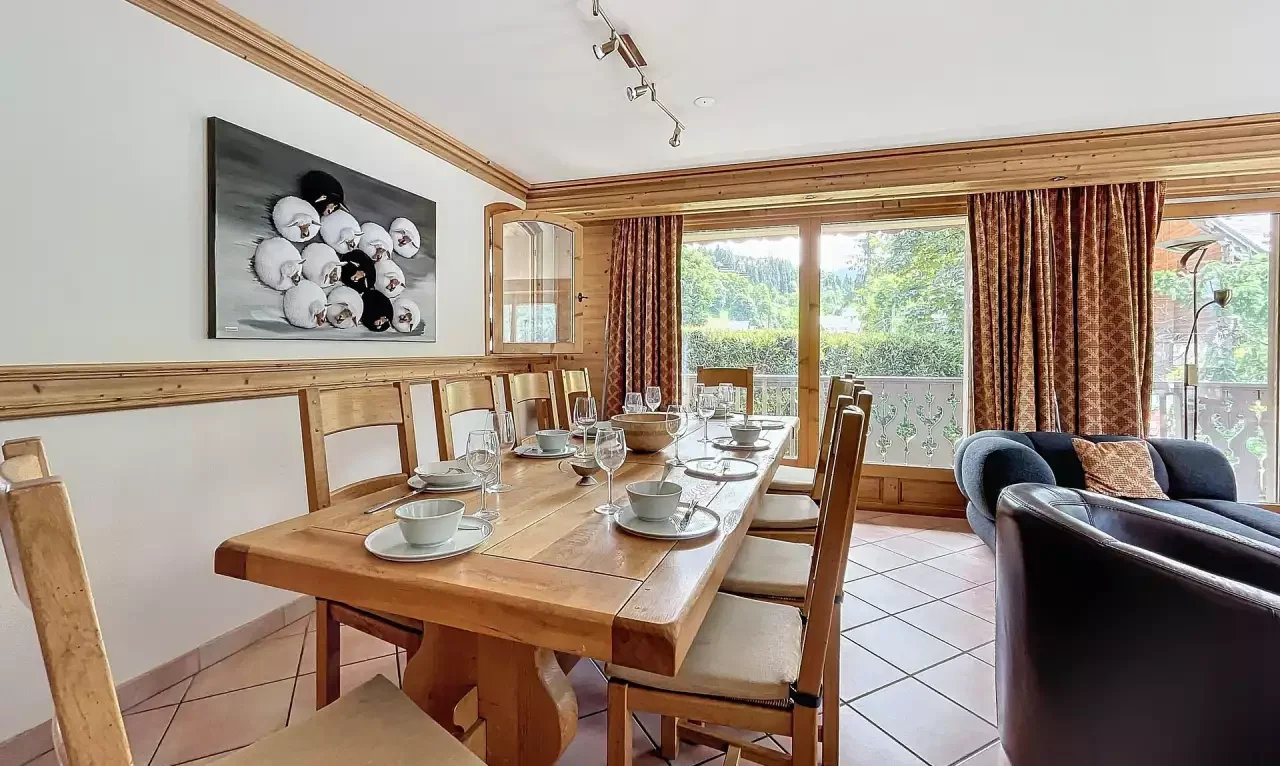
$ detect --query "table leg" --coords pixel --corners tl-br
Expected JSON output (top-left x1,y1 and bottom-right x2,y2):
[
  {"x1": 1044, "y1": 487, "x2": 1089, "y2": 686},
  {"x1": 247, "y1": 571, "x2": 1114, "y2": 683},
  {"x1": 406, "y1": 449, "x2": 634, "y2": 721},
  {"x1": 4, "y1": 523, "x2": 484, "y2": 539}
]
[
  {"x1": 478, "y1": 635, "x2": 578, "y2": 765},
  {"x1": 401, "y1": 627, "x2": 578, "y2": 765}
]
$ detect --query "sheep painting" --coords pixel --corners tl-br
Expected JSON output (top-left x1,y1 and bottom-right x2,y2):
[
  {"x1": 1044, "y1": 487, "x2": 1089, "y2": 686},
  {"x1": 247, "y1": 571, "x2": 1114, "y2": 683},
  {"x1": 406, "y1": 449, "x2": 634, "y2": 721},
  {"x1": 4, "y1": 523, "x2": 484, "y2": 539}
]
[{"x1": 208, "y1": 118, "x2": 436, "y2": 340}]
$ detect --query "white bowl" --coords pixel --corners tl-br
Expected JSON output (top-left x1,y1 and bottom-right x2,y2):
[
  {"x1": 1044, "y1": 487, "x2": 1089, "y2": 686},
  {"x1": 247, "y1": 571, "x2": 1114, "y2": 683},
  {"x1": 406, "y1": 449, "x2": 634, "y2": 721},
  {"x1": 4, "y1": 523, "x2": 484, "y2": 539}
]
[
  {"x1": 395, "y1": 498, "x2": 465, "y2": 547},
  {"x1": 729, "y1": 424, "x2": 762, "y2": 445},
  {"x1": 626, "y1": 480, "x2": 683, "y2": 521},
  {"x1": 414, "y1": 460, "x2": 475, "y2": 488},
  {"x1": 535, "y1": 429, "x2": 571, "y2": 452}
]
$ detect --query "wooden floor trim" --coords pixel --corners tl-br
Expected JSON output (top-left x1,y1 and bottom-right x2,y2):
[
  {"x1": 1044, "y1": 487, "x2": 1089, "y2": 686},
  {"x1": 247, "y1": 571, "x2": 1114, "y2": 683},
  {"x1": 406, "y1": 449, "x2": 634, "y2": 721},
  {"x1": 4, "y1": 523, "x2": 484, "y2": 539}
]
[
  {"x1": 125, "y1": 0, "x2": 528, "y2": 199},
  {"x1": 0, "y1": 355, "x2": 553, "y2": 422}
]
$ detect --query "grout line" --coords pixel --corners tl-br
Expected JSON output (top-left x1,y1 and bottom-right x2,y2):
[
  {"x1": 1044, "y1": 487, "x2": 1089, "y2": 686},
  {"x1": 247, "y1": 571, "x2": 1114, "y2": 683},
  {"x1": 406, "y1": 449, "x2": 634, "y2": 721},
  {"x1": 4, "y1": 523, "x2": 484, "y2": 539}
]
[
  {"x1": 167, "y1": 745, "x2": 245, "y2": 766},
  {"x1": 147, "y1": 657, "x2": 200, "y2": 766},
  {"x1": 945, "y1": 737, "x2": 1001, "y2": 766},
  {"x1": 842, "y1": 702, "x2": 936, "y2": 766}
]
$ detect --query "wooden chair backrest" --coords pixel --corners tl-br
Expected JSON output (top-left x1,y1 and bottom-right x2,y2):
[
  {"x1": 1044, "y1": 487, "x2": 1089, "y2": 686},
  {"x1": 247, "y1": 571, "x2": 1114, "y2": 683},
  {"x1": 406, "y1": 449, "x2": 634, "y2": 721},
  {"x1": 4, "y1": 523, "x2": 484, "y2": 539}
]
[
  {"x1": 811, "y1": 377, "x2": 858, "y2": 501},
  {"x1": 501, "y1": 372, "x2": 560, "y2": 441},
  {"x1": 431, "y1": 377, "x2": 497, "y2": 460},
  {"x1": 696, "y1": 366, "x2": 755, "y2": 415},
  {"x1": 0, "y1": 438, "x2": 133, "y2": 766},
  {"x1": 794, "y1": 397, "x2": 870, "y2": 701},
  {"x1": 299, "y1": 382, "x2": 418, "y2": 513},
  {"x1": 555, "y1": 369, "x2": 592, "y2": 430}
]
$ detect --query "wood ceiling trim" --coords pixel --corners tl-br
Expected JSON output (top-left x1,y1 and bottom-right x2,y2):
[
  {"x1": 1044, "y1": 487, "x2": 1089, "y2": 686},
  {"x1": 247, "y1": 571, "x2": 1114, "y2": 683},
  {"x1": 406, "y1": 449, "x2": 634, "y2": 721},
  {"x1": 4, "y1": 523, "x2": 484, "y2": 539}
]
[
  {"x1": 525, "y1": 113, "x2": 1280, "y2": 219},
  {"x1": 0, "y1": 355, "x2": 553, "y2": 422},
  {"x1": 127, "y1": 0, "x2": 530, "y2": 199}
]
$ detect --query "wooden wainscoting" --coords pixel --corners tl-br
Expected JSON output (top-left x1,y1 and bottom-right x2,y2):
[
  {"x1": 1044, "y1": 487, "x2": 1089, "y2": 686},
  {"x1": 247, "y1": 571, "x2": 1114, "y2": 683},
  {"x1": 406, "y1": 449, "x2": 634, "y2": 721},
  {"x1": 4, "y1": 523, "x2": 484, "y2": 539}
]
[
  {"x1": 0, "y1": 355, "x2": 554, "y2": 422},
  {"x1": 858, "y1": 464, "x2": 966, "y2": 518}
]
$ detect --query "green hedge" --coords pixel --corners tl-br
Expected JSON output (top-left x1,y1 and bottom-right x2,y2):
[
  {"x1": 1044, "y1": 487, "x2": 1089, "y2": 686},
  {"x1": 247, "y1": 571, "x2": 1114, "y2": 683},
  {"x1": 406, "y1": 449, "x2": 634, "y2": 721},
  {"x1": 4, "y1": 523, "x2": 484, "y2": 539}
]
[{"x1": 683, "y1": 328, "x2": 962, "y2": 378}]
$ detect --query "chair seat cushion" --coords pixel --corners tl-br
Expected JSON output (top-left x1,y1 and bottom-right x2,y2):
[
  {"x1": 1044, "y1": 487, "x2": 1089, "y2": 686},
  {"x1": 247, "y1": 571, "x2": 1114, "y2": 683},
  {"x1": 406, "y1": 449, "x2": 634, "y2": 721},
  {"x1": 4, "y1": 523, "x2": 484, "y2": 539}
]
[
  {"x1": 607, "y1": 593, "x2": 803, "y2": 703},
  {"x1": 216, "y1": 675, "x2": 482, "y2": 765},
  {"x1": 750, "y1": 493, "x2": 819, "y2": 530},
  {"x1": 768, "y1": 465, "x2": 815, "y2": 493},
  {"x1": 721, "y1": 536, "x2": 813, "y2": 599}
]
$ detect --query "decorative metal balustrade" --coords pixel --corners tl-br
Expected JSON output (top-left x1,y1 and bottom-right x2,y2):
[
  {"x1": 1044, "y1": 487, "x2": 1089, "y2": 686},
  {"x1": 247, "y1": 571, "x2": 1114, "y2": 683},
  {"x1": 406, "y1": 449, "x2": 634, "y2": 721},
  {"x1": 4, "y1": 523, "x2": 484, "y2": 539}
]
[
  {"x1": 1149, "y1": 381, "x2": 1277, "y2": 503},
  {"x1": 680, "y1": 374, "x2": 966, "y2": 466}
]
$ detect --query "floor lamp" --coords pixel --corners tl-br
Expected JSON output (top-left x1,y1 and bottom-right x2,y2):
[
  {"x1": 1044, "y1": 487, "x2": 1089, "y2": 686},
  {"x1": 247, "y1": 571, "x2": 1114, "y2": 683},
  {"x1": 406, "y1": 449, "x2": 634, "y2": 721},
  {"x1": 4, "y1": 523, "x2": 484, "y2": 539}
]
[{"x1": 1182, "y1": 288, "x2": 1233, "y2": 438}]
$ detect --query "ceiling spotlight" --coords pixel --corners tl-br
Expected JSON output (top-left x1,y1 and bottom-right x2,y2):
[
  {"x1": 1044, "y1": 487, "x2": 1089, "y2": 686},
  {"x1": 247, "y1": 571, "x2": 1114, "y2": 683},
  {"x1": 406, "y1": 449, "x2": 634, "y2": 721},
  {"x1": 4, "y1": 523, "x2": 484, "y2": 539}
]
[
  {"x1": 669, "y1": 124, "x2": 683, "y2": 148},
  {"x1": 693, "y1": 96, "x2": 716, "y2": 108},
  {"x1": 593, "y1": 31, "x2": 619, "y2": 60},
  {"x1": 627, "y1": 82, "x2": 652, "y2": 101}
]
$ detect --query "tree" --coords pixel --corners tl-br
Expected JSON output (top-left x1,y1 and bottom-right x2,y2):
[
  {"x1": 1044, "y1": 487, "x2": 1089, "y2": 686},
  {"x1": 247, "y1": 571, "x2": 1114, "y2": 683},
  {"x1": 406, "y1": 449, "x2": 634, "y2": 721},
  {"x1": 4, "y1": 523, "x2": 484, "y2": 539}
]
[{"x1": 852, "y1": 227, "x2": 967, "y2": 338}]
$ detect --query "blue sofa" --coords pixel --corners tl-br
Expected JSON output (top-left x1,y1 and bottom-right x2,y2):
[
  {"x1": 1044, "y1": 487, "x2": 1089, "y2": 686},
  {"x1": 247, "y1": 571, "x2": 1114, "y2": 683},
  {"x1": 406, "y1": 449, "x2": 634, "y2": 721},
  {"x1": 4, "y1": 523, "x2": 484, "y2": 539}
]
[{"x1": 954, "y1": 430, "x2": 1280, "y2": 550}]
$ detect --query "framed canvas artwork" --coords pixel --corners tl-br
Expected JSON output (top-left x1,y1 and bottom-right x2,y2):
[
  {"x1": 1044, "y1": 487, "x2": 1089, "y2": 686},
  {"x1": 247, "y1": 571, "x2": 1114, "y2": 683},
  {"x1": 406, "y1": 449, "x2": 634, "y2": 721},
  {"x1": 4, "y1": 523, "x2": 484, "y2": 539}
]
[{"x1": 207, "y1": 117, "x2": 437, "y2": 341}]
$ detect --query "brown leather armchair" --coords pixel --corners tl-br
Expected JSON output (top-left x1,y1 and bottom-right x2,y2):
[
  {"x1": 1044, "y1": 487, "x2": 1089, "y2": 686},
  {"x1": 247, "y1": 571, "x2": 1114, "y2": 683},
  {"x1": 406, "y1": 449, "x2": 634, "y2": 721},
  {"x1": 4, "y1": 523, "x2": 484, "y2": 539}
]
[{"x1": 995, "y1": 483, "x2": 1280, "y2": 766}]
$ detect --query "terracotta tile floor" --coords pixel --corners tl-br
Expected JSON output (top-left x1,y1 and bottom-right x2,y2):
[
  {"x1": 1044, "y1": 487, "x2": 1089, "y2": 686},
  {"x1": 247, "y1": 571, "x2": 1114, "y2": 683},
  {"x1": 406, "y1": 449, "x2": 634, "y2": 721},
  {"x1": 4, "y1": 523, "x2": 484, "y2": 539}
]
[{"x1": 21, "y1": 512, "x2": 1008, "y2": 766}]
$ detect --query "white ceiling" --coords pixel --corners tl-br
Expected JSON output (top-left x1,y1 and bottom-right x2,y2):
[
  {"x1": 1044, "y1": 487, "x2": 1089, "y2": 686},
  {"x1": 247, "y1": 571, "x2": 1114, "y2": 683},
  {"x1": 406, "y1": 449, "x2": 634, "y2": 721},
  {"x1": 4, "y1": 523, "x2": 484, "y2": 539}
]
[{"x1": 220, "y1": 0, "x2": 1280, "y2": 185}]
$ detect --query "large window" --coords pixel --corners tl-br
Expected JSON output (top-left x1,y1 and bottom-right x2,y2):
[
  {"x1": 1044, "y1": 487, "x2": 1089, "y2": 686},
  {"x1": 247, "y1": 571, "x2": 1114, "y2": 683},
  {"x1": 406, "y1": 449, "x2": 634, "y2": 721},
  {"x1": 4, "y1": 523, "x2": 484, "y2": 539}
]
[
  {"x1": 820, "y1": 219, "x2": 968, "y2": 467},
  {"x1": 679, "y1": 217, "x2": 969, "y2": 467},
  {"x1": 1149, "y1": 213, "x2": 1277, "y2": 502},
  {"x1": 680, "y1": 226, "x2": 801, "y2": 456}
]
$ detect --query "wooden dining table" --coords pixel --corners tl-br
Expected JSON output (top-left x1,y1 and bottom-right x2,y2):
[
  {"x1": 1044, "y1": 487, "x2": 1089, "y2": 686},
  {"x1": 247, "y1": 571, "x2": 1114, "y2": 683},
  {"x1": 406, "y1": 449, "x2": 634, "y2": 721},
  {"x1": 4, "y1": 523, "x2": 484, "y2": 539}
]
[{"x1": 215, "y1": 415, "x2": 796, "y2": 765}]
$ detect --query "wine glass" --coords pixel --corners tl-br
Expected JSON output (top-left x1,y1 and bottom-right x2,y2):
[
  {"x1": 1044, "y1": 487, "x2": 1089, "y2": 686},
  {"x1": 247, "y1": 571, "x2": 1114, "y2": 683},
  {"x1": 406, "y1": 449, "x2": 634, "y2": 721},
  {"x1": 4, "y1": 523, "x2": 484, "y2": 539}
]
[
  {"x1": 665, "y1": 403, "x2": 689, "y2": 466},
  {"x1": 645, "y1": 385, "x2": 662, "y2": 413},
  {"x1": 573, "y1": 396, "x2": 597, "y2": 456},
  {"x1": 488, "y1": 411, "x2": 516, "y2": 493},
  {"x1": 594, "y1": 426, "x2": 627, "y2": 515},
  {"x1": 693, "y1": 382, "x2": 705, "y2": 409},
  {"x1": 465, "y1": 430, "x2": 500, "y2": 521},
  {"x1": 718, "y1": 383, "x2": 735, "y2": 416},
  {"x1": 697, "y1": 393, "x2": 717, "y2": 443},
  {"x1": 623, "y1": 392, "x2": 644, "y2": 414}
]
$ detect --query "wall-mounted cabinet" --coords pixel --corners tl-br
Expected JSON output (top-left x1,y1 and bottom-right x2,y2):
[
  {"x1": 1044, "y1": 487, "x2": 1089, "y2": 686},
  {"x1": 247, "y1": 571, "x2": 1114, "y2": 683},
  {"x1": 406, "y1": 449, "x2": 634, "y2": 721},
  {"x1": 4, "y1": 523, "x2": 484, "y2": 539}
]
[{"x1": 487, "y1": 207, "x2": 585, "y2": 354}]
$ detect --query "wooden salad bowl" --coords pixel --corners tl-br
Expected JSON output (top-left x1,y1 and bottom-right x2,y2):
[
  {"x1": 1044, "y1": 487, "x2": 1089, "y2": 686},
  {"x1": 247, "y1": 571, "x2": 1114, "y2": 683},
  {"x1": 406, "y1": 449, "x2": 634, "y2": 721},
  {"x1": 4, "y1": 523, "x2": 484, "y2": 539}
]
[{"x1": 609, "y1": 412, "x2": 679, "y2": 453}]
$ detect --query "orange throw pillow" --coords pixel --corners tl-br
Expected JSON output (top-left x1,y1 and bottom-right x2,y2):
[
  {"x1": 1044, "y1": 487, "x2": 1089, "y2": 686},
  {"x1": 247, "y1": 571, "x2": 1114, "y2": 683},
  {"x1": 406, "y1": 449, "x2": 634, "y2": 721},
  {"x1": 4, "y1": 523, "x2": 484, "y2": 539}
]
[{"x1": 1071, "y1": 439, "x2": 1169, "y2": 500}]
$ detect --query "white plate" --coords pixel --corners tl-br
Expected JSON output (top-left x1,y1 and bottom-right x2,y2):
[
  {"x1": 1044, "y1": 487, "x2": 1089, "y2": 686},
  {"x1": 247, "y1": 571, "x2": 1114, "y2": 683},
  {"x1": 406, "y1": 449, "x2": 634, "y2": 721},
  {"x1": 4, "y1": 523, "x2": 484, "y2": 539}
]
[
  {"x1": 683, "y1": 457, "x2": 760, "y2": 481},
  {"x1": 514, "y1": 445, "x2": 576, "y2": 459},
  {"x1": 710, "y1": 436, "x2": 770, "y2": 452},
  {"x1": 408, "y1": 475, "x2": 483, "y2": 492},
  {"x1": 365, "y1": 517, "x2": 493, "y2": 562},
  {"x1": 746, "y1": 419, "x2": 786, "y2": 430},
  {"x1": 615, "y1": 503, "x2": 720, "y2": 540}
]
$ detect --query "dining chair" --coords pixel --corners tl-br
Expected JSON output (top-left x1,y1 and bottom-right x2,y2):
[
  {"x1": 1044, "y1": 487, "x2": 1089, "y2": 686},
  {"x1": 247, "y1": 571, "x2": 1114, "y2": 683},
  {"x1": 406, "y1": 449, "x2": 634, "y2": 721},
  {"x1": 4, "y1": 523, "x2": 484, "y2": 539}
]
[
  {"x1": 604, "y1": 401, "x2": 870, "y2": 766},
  {"x1": 748, "y1": 377, "x2": 864, "y2": 544},
  {"x1": 0, "y1": 437, "x2": 484, "y2": 766},
  {"x1": 501, "y1": 371, "x2": 560, "y2": 442},
  {"x1": 720, "y1": 389, "x2": 873, "y2": 765},
  {"x1": 431, "y1": 376, "x2": 498, "y2": 460},
  {"x1": 768, "y1": 374, "x2": 862, "y2": 495},
  {"x1": 298, "y1": 382, "x2": 424, "y2": 708},
  {"x1": 696, "y1": 366, "x2": 755, "y2": 415},
  {"x1": 554, "y1": 368, "x2": 592, "y2": 430}
]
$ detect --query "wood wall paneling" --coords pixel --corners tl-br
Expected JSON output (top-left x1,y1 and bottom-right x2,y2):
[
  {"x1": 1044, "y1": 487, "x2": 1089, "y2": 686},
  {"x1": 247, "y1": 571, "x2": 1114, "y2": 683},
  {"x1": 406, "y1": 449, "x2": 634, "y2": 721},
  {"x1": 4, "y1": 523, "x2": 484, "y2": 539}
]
[
  {"x1": 555, "y1": 222, "x2": 613, "y2": 403},
  {"x1": 525, "y1": 113, "x2": 1280, "y2": 219},
  {"x1": 126, "y1": 0, "x2": 528, "y2": 198},
  {"x1": 0, "y1": 356, "x2": 552, "y2": 422}
]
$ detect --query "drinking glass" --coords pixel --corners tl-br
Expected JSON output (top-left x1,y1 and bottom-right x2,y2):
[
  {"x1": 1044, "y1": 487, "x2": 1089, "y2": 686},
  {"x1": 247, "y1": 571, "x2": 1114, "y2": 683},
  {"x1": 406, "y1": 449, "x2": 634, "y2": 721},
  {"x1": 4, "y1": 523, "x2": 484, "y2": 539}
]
[
  {"x1": 623, "y1": 392, "x2": 644, "y2": 414},
  {"x1": 573, "y1": 396, "x2": 597, "y2": 456},
  {"x1": 594, "y1": 426, "x2": 627, "y2": 515},
  {"x1": 665, "y1": 403, "x2": 689, "y2": 466},
  {"x1": 693, "y1": 383, "x2": 705, "y2": 409},
  {"x1": 697, "y1": 393, "x2": 717, "y2": 443},
  {"x1": 645, "y1": 385, "x2": 662, "y2": 413},
  {"x1": 465, "y1": 430, "x2": 500, "y2": 521},
  {"x1": 718, "y1": 383, "x2": 735, "y2": 415},
  {"x1": 488, "y1": 411, "x2": 517, "y2": 493}
]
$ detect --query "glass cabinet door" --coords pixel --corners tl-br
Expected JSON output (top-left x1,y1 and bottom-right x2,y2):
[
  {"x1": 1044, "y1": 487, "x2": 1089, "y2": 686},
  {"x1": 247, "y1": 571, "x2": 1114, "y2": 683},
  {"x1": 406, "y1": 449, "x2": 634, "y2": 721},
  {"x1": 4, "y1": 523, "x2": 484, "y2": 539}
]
[{"x1": 489, "y1": 209, "x2": 584, "y2": 354}]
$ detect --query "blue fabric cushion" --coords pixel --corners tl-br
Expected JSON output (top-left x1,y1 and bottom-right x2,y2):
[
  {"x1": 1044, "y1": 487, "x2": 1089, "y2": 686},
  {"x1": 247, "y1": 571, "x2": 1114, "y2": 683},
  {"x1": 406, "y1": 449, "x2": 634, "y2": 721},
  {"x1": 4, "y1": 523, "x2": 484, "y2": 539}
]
[
  {"x1": 1148, "y1": 438, "x2": 1237, "y2": 501},
  {"x1": 1128, "y1": 499, "x2": 1280, "y2": 548},
  {"x1": 1182, "y1": 498, "x2": 1280, "y2": 541},
  {"x1": 954, "y1": 431, "x2": 1032, "y2": 491},
  {"x1": 957, "y1": 436, "x2": 1055, "y2": 522}
]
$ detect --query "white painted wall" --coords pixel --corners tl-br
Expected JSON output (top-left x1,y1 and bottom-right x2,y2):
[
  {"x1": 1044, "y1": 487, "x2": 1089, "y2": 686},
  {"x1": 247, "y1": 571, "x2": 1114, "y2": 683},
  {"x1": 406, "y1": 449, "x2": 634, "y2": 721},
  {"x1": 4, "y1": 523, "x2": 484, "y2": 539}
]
[
  {"x1": 0, "y1": 0, "x2": 520, "y2": 743},
  {"x1": 0, "y1": 0, "x2": 520, "y2": 366}
]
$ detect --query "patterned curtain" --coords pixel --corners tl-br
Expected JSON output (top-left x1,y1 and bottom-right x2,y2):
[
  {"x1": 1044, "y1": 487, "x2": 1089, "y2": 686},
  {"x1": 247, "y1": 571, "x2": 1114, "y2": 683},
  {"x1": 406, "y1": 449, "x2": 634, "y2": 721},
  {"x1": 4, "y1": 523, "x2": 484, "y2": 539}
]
[
  {"x1": 969, "y1": 182, "x2": 1164, "y2": 435},
  {"x1": 605, "y1": 216, "x2": 684, "y2": 416}
]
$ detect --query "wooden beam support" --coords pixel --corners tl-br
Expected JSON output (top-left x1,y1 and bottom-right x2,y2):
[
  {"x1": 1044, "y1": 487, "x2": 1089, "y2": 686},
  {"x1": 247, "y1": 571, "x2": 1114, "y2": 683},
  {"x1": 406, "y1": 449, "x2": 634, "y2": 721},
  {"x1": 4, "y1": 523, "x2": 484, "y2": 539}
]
[{"x1": 526, "y1": 113, "x2": 1280, "y2": 219}]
